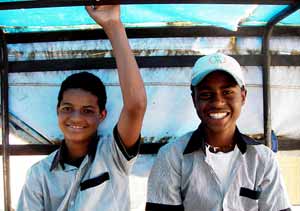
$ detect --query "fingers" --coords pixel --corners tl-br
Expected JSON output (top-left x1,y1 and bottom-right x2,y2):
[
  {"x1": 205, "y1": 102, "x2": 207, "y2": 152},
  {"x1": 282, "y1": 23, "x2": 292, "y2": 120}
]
[
  {"x1": 85, "y1": 4, "x2": 102, "y2": 17},
  {"x1": 85, "y1": 0, "x2": 105, "y2": 12},
  {"x1": 85, "y1": 5, "x2": 100, "y2": 12},
  {"x1": 85, "y1": 3, "x2": 121, "y2": 27},
  {"x1": 85, "y1": 5, "x2": 92, "y2": 13}
]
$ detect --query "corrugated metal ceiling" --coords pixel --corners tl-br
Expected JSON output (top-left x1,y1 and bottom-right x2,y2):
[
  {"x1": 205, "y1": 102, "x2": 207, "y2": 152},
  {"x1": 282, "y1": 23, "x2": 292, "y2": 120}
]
[{"x1": 0, "y1": 2, "x2": 299, "y2": 33}]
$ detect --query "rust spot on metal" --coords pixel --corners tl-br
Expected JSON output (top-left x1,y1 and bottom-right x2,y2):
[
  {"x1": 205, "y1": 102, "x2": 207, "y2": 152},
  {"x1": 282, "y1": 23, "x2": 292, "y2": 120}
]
[
  {"x1": 291, "y1": 50, "x2": 300, "y2": 55},
  {"x1": 132, "y1": 49, "x2": 201, "y2": 56},
  {"x1": 166, "y1": 22, "x2": 195, "y2": 27},
  {"x1": 9, "y1": 49, "x2": 24, "y2": 60},
  {"x1": 229, "y1": 36, "x2": 238, "y2": 54},
  {"x1": 270, "y1": 50, "x2": 280, "y2": 55},
  {"x1": 28, "y1": 51, "x2": 35, "y2": 60},
  {"x1": 246, "y1": 49, "x2": 261, "y2": 55}
]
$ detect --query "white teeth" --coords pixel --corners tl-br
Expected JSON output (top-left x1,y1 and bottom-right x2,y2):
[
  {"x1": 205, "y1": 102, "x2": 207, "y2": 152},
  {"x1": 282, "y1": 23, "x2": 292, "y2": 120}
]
[
  {"x1": 69, "y1": 125, "x2": 84, "y2": 129},
  {"x1": 209, "y1": 112, "x2": 227, "y2": 119}
]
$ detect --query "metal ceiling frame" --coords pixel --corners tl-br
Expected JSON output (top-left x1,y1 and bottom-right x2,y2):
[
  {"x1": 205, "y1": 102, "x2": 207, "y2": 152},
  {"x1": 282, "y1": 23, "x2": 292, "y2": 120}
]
[
  {"x1": 4, "y1": 26, "x2": 300, "y2": 43},
  {"x1": 0, "y1": 142, "x2": 166, "y2": 155},
  {"x1": 262, "y1": 2, "x2": 300, "y2": 147},
  {"x1": 0, "y1": 0, "x2": 298, "y2": 10},
  {"x1": 7, "y1": 55, "x2": 300, "y2": 73},
  {"x1": 1, "y1": 1, "x2": 300, "y2": 210},
  {"x1": 0, "y1": 29, "x2": 11, "y2": 211},
  {"x1": 8, "y1": 113, "x2": 52, "y2": 144}
]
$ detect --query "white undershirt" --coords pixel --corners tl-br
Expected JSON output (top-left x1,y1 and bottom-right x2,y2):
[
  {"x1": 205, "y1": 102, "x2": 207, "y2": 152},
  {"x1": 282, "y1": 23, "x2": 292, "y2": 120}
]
[{"x1": 205, "y1": 145, "x2": 239, "y2": 195}]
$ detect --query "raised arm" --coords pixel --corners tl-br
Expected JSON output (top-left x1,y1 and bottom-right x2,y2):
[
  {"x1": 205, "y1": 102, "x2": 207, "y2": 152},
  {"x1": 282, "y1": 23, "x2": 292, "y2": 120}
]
[{"x1": 86, "y1": 5, "x2": 147, "y2": 149}]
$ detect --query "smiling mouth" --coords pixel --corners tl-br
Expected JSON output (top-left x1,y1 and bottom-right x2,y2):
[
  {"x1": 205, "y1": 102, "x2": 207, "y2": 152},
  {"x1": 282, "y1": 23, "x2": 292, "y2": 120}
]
[
  {"x1": 209, "y1": 112, "x2": 229, "y2": 120},
  {"x1": 67, "y1": 124, "x2": 86, "y2": 129}
]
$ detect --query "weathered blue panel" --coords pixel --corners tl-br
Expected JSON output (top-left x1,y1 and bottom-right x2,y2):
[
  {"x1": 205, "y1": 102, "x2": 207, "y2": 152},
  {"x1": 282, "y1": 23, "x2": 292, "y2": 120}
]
[{"x1": 1, "y1": 4, "x2": 299, "y2": 33}]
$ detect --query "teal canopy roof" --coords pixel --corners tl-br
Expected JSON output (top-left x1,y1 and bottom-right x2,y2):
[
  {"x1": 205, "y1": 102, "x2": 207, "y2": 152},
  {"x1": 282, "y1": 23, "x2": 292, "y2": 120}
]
[{"x1": 0, "y1": 2, "x2": 300, "y2": 33}]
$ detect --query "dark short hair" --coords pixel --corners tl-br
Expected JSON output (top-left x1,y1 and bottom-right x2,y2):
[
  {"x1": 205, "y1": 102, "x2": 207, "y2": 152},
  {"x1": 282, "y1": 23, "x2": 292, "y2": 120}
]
[{"x1": 57, "y1": 72, "x2": 107, "y2": 111}]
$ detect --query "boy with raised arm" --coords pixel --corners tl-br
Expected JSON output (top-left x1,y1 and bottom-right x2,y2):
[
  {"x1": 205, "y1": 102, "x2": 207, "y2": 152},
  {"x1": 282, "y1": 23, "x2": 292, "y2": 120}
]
[{"x1": 17, "y1": 5, "x2": 146, "y2": 211}]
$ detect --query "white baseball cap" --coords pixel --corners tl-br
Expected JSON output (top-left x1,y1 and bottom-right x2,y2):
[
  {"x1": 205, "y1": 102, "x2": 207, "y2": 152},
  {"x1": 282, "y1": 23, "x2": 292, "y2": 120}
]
[{"x1": 191, "y1": 53, "x2": 245, "y2": 87}]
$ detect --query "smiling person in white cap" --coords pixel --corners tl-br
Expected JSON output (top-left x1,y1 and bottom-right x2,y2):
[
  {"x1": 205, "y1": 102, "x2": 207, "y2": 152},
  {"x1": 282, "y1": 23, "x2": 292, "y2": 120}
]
[{"x1": 146, "y1": 53, "x2": 290, "y2": 211}]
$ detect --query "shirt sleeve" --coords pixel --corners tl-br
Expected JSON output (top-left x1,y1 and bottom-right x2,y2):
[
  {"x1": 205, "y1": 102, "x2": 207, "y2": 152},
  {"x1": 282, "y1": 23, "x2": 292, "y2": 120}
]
[
  {"x1": 146, "y1": 144, "x2": 184, "y2": 211},
  {"x1": 258, "y1": 150, "x2": 291, "y2": 211},
  {"x1": 16, "y1": 165, "x2": 44, "y2": 211},
  {"x1": 109, "y1": 124, "x2": 140, "y2": 175}
]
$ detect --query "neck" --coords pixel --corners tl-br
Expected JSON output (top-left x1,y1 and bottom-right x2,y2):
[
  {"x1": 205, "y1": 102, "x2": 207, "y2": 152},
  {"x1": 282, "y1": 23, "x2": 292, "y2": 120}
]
[
  {"x1": 65, "y1": 141, "x2": 90, "y2": 162},
  {"x1": 204, "y1": 126, "x2": 236, "y2": 147}
]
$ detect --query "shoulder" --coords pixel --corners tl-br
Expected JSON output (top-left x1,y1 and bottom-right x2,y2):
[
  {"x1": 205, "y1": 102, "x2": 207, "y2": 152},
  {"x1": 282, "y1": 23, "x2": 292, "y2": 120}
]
[
  {"x1": 28, "y1": 150, "x2": 59, "y2": 176},
  {"x1": 157, "y1": 131, "x2": 194, "y2": 159},
  {"x1": 242, "y1": 134, "x2": 275, "y2": 163},
  {"x1": 148, "y1": 132, "x2": 194, "y2": 180}
]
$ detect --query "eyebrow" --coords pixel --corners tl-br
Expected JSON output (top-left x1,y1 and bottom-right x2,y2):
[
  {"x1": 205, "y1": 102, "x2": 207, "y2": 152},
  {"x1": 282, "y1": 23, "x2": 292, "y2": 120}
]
[
  {"x1": 60, "y1": 102, "x2": 96, "y2": 109},
  {"x1": 59, "y1": 102, "x2": 72, "y2": 106},
  {"x1": 82, "y1": 105, "x2": 97, "y2": 109}
]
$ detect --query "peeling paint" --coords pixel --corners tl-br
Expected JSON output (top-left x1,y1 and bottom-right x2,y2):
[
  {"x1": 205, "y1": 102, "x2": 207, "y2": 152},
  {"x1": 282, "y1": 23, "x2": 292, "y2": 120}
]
[
  {"x1": 9, "y1": 49, "x2": 204, "y2": 60},
  {"x1": 142, "y1": 136, "x2": 173, "y2": 144}
]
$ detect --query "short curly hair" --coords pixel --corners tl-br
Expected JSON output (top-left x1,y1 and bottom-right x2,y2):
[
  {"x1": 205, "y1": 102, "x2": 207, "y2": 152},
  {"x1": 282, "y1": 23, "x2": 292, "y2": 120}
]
[{"x1": 57, "y1": 72, "x2": 107, "y2": 111}]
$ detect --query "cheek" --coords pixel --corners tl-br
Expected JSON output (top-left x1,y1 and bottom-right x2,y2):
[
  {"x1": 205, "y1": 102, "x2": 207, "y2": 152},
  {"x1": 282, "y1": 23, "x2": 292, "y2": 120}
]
[
  {"x1": 57, "y1": 114, "x2": 64, "y2": 124},
  {"x1": 57, "y1": 112, "x2": 68, "y2": 122},
  {"x1": 194, "y1": 102, "x2": 207, "y2": 117},
  {"x1": 231, "y1": 100, "x2": 243, "y2": 115},
  {"x1": 57, "y1": 116, "x2": 67, "y2": 131},
  {"x1": 87, "y1": 117, "x2": 101, "y2": 127},
  {"x1": 195, "y1": 98, "x2": 207, "y2": 109}
]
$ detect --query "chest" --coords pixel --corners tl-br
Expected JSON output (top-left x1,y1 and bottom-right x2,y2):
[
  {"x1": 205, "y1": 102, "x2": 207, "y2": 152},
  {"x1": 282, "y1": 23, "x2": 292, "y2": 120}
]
[
  {"x1": 181, "y1": 152, "x2": 264, "y2": 211},
  {"x1": 43, "y1": 155, "x2": 128, "y2": 211}
]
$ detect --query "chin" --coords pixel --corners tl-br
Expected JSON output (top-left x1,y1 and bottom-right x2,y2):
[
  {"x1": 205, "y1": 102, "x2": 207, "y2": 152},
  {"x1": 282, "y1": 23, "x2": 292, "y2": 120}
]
[
  {"x1": 208, "y1": 126, "x2": 226, "y2": 133},
  {"x1": 64, "y1": 134, "x2": 90, "y2": 143},
  {"x1": 204, "y1": 122, "x2": 228, "y2": 132}
]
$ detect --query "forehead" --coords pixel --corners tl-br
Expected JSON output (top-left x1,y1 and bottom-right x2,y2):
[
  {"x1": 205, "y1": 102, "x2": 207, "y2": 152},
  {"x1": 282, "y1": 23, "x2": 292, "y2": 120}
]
[
  {"x1": 61, "y1": 88, "x2": 98, "y2": 105},
  {"x1": 196, "y1": 71, "x2": 238, "y2": 89}
]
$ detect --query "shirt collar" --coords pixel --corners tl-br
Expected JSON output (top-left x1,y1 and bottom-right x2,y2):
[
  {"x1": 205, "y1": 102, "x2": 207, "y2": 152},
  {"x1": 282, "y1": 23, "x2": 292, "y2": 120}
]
[
  {"x1": 183, "y1": 124, "x2": 260, "y2": 155},
  {"x1": 50, "y1": 134, "x2": 99, "y2": 171}
]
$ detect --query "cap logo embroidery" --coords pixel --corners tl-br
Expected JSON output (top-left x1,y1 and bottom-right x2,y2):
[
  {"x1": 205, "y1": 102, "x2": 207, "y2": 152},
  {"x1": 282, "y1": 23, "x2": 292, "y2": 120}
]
[{"x1": 209, "y1": 55, "x2": 226, "y2": 64}]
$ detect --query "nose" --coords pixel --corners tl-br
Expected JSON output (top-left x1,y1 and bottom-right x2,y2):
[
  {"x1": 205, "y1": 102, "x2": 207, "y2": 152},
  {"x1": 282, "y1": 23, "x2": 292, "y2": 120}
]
[
  {"x1": 211, "y1": 92, "x2": 225, "y2": 107},
  {"x1": 69, "y1": 110, "x2": 83, "y2": 121}
]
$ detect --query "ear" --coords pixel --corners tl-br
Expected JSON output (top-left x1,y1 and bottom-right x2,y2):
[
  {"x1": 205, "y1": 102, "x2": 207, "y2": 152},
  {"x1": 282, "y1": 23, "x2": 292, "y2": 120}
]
[
  {"x1": 98, "y1": 109, "x2": 107, "y2": 122},
  {"x1": 191, "y1": 93, "x2": 197, "y2": 108},
  {"x1": 191, "y1": 86, "x2": 197, "y2": 108},
  {"x1": 241, "y1": 88, "x2": 247, "y2": 106}
]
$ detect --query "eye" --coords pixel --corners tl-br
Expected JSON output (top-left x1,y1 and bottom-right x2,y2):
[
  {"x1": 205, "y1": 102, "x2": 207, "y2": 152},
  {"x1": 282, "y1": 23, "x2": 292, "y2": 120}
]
[
  {"x1": 198, "y1": 91, "x2": 212, "y2": 100},
  {"x1": 82, "y1": 108, "x2": 95, "y2": 114},
  {"x1": 223, "y1": 89, "x2": 234, "y2": 96},
  {"x1": 60, "y1": 106, "x2": 72, "y2": 113}
]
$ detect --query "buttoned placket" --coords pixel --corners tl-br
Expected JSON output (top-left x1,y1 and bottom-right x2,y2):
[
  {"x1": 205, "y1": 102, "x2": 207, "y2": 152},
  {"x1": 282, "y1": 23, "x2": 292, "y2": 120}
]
[
  {"x1": 222, "y1": 153, "x2": 243, "y2": 211},
  {"x1": 203, "y1": 149, "x2": 244, "y2": 211},
  {"x1": 203, "y1": 155, "x2": 224, "y2": 210},
  {"x1": 57, "y1": 155, "x2": 91, "y2": 211}
]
